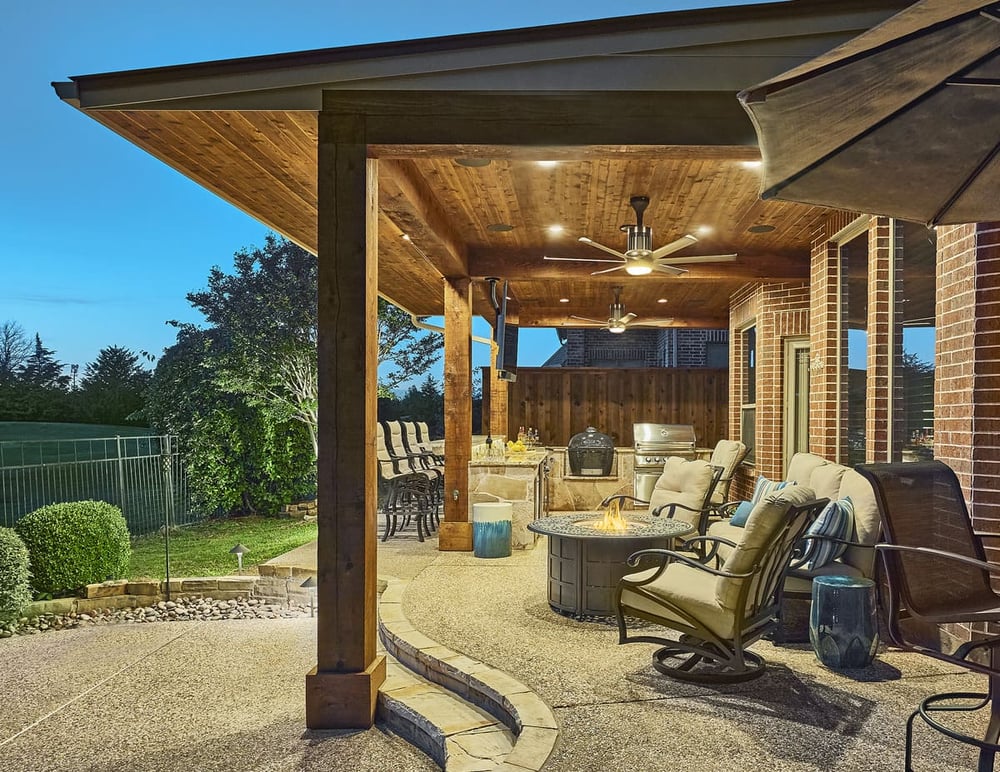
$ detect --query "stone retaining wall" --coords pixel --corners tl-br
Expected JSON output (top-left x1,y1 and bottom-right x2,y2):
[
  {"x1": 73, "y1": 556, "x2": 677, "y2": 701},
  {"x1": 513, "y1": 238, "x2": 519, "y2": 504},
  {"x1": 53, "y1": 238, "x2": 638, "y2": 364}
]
[{"x1": 24, "y1": 573, "x2": 317, "y2": 619}]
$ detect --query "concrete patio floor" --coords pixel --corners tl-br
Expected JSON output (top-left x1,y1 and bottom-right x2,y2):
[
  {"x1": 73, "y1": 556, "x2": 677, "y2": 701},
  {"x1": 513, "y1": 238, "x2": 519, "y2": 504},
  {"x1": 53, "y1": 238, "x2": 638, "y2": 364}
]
[{"x1": 0, "y1": 530, "x2": 990, "y2": 771}]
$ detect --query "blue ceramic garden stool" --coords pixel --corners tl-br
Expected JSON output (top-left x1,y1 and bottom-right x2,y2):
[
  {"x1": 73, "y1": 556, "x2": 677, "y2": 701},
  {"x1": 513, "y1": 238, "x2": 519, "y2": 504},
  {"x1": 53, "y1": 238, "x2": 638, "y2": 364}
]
[
  {"x1": 809, "y1": 575, "x2": 879, "y2": 669},
  {"x1": 472, "y1": 502, "x2": 512, "y2": 558}
]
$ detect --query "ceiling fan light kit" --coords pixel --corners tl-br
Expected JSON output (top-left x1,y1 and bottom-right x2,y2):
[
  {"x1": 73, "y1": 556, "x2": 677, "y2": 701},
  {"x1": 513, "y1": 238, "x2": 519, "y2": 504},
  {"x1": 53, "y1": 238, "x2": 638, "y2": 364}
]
[{"x1": 545, "y1": 195, "x2": 737, "y2": 277}]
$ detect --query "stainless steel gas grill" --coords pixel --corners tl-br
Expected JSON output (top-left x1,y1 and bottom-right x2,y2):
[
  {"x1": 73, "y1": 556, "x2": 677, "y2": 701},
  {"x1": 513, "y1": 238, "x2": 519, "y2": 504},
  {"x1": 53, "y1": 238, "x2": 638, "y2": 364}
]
[{"x1": 632, "y1": 423, "x2": 697, "y2": 502}]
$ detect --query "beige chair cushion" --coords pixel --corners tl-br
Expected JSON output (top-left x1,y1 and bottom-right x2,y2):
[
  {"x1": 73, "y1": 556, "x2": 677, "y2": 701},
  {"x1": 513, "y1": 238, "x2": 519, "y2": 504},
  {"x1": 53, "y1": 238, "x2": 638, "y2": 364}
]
[
  {"x1": 620, "y1": 562, "x2": 734, "y2": 640},
  {"x1": 715, "y1": 485, "x2": 817, "y2": 610},
  {"x1": 786, "y1": 453, "x2": 828, "y2": 486},
  {"x1": 706, "y1": 519, "x2": 743, "y2": 563},
  {"x1": 648, "y1": 457, "x2": 716, "y2": 529},
  {"x1": 810, "y1": 462, "x2": 849, "y2": 501},
  {"x1": 708, "y1": 440, "x2": 748, "y2": 505},
  {"x1": 838, "y1": 469, "x2": 880, "y2": 575},
  {"x1": 785, "y1": 562, "x2": 866, "y2": 595}
]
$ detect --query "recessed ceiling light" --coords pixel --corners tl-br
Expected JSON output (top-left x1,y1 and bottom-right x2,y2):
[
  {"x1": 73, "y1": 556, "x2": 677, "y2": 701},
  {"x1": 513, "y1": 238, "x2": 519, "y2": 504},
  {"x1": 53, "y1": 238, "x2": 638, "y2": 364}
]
[
  {"x1": 657, "y1": 298, "x2": 668, "y2": 304},
  {"x1": 742, "y1": 160, "x2": 763, "y2": 169},
  {"x1": 537, "y1": 161, "x2": 558, "y2": 168},
  {"x1": 401, "y1": 234, "x2": 411, "y2": 241},
  {"x1": 487, "y1": 223, "x2": 514, "y2": 232},
  {"x1": 547, "y1": 225, "x2": 564, "y2": 234},
  {"x1": 748, "y1": 224, "x2": 776, "y2": 233},
  {"x1": 695, "y1": 225, "x2": 713, "y2": 236},
  {"x1": 455, "y1": 158, "x2": 492, "y2": 168},
  {"x1": 559, "y1": 298, "x2": 570, "y2": 303}
]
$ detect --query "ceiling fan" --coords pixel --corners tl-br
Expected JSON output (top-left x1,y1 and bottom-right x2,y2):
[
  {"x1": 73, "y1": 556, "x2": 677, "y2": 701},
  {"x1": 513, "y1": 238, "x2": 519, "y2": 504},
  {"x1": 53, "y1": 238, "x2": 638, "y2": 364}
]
[
  {"x1": 569, "y1": 286, "x2": 673, "y2": 334},
  {"x1": 544, "y1": 195, "x2": 737, "y2": 276}
]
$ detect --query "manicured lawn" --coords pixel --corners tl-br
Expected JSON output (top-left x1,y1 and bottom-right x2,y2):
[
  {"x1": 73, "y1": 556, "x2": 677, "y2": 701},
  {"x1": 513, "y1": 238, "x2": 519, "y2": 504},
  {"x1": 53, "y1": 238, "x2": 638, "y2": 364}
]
[{"x1": 129, "y1": 516, "x2": 318, "y2": 579}]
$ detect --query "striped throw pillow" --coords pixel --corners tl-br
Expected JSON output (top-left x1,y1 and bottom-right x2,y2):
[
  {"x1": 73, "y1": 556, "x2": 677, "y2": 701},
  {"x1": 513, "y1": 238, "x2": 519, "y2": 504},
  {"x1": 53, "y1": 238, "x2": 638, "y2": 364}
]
[
  {"x1": 752, "y1": 475, "x2": 795, "y2": 504},
  {"x1": 800, "y1": 496, "x2": 855, "y2": 571}
]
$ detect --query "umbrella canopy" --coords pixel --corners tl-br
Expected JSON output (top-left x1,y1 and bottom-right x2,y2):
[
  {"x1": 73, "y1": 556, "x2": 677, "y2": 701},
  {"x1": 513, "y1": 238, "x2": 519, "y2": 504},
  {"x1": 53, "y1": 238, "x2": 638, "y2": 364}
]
[{"x1": 739, "y1": 0, "x2": 1000, "y2": 226}]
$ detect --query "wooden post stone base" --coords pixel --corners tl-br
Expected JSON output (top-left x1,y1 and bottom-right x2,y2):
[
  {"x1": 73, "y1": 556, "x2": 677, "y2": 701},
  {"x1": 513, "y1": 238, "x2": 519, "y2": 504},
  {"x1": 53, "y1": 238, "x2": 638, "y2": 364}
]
[
  {"x1": 437, "y1": 521, "x2": 473, "y2": 551},
  {"x1": 305, "y1": 655, "x2": 386, "y2": 729}
]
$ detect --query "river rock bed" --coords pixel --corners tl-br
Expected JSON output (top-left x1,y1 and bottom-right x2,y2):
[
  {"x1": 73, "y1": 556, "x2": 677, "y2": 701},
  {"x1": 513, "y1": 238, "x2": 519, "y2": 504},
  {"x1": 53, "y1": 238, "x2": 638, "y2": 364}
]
[{"x1": 0, "y1": 596, "x2": 312, "y2": 638}]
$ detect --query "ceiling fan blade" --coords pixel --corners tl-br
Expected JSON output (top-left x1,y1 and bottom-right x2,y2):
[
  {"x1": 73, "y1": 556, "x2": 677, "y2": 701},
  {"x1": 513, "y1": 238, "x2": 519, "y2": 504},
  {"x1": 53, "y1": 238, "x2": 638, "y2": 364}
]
[
  {"x1": 590, "y1": 264, "x2": 628, "y2": 275},
  {"x1": 658, "y1": 253, "x2": 739, "y2": 265},
  {"x1": 652, "y1": 263, "x2": 688, "y2": 276},
  {"x1": 569, "y1": 315, "x2": 607, "y2": 325},
  {"x1": 620, "y1": 312, "x2": 638, "y2": 324},
  {"x1": 579, "y1": 237, "x2": 628, "y2": 261},
  {"x1": 649, "y1": 234, "x2": 698, "y2": 260},
  {"x1": 542, "y1": 255, "x2": 624, "y2": 264},
  {"x1": 631, "y1": 318, "x2": 675, "y2": 327}
]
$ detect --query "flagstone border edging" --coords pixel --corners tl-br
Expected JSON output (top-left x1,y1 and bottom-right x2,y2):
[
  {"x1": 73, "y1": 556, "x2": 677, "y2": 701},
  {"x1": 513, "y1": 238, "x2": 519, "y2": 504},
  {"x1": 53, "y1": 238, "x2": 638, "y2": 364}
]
[{"x1": 378, "y1": 576, "x2": 559, "y2": 771}]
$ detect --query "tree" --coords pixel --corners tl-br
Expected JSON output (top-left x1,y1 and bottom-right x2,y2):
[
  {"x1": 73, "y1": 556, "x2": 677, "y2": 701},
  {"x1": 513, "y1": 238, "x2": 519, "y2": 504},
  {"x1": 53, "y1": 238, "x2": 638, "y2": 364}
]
[
  {"x1": 378, "y1": 299, "x2": 443, "y2": 398},
  {"x1": 78, "y1": 345, "x2": 151, "y2": 425},
  {"x1": 146, "y1": 234, "x2": 444, "y2": 515},
  {"x1": 0, "y1": 321, "x2": 31, "y2": 385},
  {"x1": 19, "y1": 334, "x2": 68, "y2": 389}
]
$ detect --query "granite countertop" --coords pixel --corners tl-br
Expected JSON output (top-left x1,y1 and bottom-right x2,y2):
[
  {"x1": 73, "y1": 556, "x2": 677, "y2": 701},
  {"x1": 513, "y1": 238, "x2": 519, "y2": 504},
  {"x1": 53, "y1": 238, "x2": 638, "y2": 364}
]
[{"x1": 469, "y1": 449, "x2": 550, "y2": 467}]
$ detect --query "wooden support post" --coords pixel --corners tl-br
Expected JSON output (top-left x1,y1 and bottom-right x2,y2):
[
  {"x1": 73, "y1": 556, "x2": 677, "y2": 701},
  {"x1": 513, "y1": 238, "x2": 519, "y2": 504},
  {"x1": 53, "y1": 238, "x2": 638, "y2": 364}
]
[
  {"x1": 439, "y1": 277, "x2": 474, "y2": 551},
  {"x1": 307, "y1": 110, "x2": 385, "y2": 729},
  {"x1": 488, "y1": 342, "x2": 509, "y2": 440}
]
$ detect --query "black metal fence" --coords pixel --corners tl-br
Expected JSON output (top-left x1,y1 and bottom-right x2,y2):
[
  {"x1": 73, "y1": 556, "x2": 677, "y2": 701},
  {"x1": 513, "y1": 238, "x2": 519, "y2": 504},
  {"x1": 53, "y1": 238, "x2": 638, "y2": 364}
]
[{"x1": 0, "y1": 435, "x2": 199, "y2": 536}]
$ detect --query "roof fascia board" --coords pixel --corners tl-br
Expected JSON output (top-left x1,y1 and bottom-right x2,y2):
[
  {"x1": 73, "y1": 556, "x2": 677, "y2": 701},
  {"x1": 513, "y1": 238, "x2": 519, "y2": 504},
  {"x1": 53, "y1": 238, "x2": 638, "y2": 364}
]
[
  {"x1": 77, "y1": 30, "x2": 870, "y2": 113},
  {"x1": 321, "y1": 90, "x2": 756, "y2": 146},
  {"x1": 58, "y1": 3, "x2": 907, "y2": 110}
]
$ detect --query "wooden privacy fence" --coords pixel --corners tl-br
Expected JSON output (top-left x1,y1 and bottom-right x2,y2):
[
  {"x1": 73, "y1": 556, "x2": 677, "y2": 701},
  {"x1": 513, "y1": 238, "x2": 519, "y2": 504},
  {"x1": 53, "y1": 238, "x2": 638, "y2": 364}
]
[{"x1": 484, "y1": 367, "x2": 729, "y2": 448}]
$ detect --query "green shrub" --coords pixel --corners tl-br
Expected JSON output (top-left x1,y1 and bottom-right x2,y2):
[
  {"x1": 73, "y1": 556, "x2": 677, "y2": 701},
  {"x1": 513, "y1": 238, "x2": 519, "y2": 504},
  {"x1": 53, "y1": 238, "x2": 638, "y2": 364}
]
[
  {"x1": 0, "y1": 528, "x2": 31, "y2": 620},
  {"x1": 15, "y1": 501, "x2": 131, "y2": 597}
]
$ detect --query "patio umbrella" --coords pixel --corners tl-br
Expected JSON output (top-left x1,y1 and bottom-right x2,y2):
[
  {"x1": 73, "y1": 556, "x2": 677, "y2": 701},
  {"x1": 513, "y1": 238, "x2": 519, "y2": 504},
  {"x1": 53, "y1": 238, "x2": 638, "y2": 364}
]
[{"x1": 738, "y1": 0, "x2": 1000, "y2": 226}]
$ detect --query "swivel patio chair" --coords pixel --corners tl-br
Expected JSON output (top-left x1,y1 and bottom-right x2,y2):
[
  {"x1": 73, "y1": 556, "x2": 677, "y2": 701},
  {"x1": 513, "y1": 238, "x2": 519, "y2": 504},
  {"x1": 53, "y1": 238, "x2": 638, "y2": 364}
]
[
  {"x1": 615, "y1": 485, "x2": 827, "y2": 683},
  {"x1": 857, "y1": 460, "x2": 1000, "y2": 772},
  {"x1": 603, "y1": 456, "x2": 723, "y2": 535},
  {"x1": 707, "y1": 439, "x2": 750, "y2": 511}
]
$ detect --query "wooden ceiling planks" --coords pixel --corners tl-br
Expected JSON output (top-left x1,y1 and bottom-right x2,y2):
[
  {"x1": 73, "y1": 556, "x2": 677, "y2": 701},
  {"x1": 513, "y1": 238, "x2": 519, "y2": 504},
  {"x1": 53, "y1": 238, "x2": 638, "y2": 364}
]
[{"x1": 84, "y1": 108, "x2": 824, "y2": 324}]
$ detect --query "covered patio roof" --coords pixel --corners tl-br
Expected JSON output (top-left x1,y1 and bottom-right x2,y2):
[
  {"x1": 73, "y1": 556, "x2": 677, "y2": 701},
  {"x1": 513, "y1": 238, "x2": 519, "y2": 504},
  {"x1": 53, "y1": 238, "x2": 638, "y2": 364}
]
[{"x1": 53, "y1": 0, "x2": 910, "y2": 328}]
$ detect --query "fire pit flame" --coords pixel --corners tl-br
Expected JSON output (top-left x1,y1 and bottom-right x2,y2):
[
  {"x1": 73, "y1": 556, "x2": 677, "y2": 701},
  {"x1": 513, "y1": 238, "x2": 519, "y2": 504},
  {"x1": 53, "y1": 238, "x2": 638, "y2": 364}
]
[{"x1": 590, "y1": 499, "x2": 630, "y2": 533}]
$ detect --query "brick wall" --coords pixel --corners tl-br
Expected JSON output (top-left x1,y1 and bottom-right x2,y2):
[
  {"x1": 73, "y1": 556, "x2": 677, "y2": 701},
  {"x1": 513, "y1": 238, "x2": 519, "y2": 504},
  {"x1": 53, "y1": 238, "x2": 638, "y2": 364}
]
[
  {"x1": 728, "y1": 281, "x2": 809, "y2": 498},
  {"x1": 560, "y1": 327, "x2": 727, "y2": 368}
]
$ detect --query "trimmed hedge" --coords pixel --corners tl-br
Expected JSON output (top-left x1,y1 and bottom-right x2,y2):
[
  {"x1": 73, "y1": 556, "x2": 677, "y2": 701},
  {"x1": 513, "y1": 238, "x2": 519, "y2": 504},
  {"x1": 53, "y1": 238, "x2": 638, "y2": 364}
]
[
  {"x1": 0, "y1": 527, "x2": 31, "y2": 620},
  {"x1": 15, "y1": 501, "x2": 131, "y2": 597}
]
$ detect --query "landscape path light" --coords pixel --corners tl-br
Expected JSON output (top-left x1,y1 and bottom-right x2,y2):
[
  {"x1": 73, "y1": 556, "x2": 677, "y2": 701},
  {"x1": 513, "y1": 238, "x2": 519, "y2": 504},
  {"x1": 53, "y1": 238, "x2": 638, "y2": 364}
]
[{"x1": 229, "y1": 543, "x2": 249, "y2": 572}]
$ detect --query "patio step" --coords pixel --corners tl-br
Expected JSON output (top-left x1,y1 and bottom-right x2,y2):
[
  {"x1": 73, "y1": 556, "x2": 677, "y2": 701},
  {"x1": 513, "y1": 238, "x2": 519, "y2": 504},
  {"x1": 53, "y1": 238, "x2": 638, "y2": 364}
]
[{"x1": 378, "y1": 576, "x2": 558, "y2": 772}]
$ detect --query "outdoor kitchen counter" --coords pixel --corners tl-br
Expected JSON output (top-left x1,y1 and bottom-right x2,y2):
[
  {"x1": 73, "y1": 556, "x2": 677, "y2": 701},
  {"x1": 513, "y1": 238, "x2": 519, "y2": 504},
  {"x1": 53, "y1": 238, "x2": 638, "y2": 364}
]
[{"x1": 468, "y1": 450, "x2": 550, "y2": 549}]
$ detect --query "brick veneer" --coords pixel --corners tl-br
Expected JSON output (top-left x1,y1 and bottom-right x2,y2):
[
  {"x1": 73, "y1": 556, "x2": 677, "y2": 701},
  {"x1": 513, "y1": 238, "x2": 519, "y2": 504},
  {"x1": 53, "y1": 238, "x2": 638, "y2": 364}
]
[
  {"x1": 935, "y1": 222, "x2": 1000, "y2": 540},
  {"x1": 729, "y1": 281, "x2": 809, "y2": 498}
]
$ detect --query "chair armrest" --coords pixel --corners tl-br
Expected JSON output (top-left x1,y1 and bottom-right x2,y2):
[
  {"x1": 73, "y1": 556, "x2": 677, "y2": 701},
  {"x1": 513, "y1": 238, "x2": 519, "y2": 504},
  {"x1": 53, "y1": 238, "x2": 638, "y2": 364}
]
[
  {"x1": 789, "y1": 535, "x2": 874, "y2": 569},
  {"x1": 600, "y1": 494, "x2": 649, "y2": 508},
  {"x1": 650, "y1": 501, "x2": 701, "y2": 518},
  {"x1": 876, "y1": 543, "x2": 1000, "y2": 575},
  {"x1": 624, "y1": 548, "x2": 754, "y2": 579}
]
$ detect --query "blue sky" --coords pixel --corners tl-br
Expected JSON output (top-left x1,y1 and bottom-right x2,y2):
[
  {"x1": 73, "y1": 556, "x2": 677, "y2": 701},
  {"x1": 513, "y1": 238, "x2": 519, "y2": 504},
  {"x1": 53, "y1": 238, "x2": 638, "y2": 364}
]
[{"x1": 2, "y1": 0, "x2": 770, "y2": 385}]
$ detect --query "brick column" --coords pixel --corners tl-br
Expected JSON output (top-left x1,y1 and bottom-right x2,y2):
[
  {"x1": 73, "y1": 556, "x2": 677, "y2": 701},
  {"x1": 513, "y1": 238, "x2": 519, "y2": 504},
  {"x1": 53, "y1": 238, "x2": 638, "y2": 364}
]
[
  {"x1": 809, "y1": 212, "x2": 863, "y2": 464},
  {"x1": 934, "y1": 222, "x2": 1000, "y2": 545},
  {"x1": 865, "y1": 217, "x2": 897, "y2": 462}
]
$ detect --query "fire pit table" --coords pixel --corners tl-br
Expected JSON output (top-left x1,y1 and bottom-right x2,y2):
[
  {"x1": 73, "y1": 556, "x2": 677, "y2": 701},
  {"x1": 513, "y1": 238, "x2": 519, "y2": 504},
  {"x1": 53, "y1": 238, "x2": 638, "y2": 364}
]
[{"x1": 528, "y1": 512, "x2": 693, "y2": 619}]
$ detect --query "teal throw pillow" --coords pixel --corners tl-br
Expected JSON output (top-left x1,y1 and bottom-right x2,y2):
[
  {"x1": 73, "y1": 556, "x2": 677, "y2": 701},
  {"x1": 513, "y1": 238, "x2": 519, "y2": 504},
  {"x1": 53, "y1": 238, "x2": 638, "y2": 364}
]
[
  {"x1": 730, "y1": 500, "x2": 754, "y2": 527},
  {"x1": 800, "y1": 496, "x2": 855, "y2": 571}
]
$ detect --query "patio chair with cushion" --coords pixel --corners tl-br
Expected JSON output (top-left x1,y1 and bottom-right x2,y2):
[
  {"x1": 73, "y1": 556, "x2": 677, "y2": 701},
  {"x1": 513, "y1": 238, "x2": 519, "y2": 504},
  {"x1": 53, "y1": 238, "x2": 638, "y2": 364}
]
[
  {"x1": 707, "y1": 439, "x2": 750, "y2": 509},
  {"x1": 615, "y1": 485, "x2": 827, "y2": 683},
  {"x1": 602, "y1": 456, "x2": 722, "y2": 535},
  {"x1": 857, "y1": 460, "x2": 1000, "y2": 772}
]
